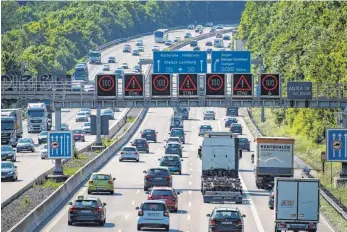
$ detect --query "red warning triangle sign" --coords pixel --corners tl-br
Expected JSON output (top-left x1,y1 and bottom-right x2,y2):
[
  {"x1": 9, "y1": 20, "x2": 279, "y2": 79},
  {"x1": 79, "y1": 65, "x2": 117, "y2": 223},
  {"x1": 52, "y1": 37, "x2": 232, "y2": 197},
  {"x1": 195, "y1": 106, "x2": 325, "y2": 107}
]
[
  {"x1": 180, "y1": 75, "x2": 197, "y2": 91},
  {"x1": 234, "y1": 75, "x2": 251, "y2": 91},
  {"x1": 125, "y1": 75, "x2": 143, "y2": 91}
]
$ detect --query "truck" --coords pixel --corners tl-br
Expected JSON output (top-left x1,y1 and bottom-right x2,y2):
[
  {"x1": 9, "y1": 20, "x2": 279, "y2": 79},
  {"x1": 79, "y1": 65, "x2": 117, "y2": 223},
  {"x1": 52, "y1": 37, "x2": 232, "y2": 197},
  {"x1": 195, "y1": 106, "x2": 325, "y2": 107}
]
[
  {"x1": 254, "y1": 137, "x2": 295, "y2": 189},
  {"x1": 173, "y1": 107, "x2": 190, "y2": 120},
  {"x1": 200, "y1": 132, "x2": 243, "y2": 204},
  {"x1": 170, "y1": 115, "x2": 183, "y2": 131},
  {"x1": 27, "y1": 103, "x2": 49, "y2": 133},
  {"x1": 1, "y1": 109, "x2": 23, "y2": 146},
  {"x1": 274, "y1": 177, "x2": 320, "y2": 232},
  {"x1": 88, "y1": 50, "x2": 101, "y2": 64}
]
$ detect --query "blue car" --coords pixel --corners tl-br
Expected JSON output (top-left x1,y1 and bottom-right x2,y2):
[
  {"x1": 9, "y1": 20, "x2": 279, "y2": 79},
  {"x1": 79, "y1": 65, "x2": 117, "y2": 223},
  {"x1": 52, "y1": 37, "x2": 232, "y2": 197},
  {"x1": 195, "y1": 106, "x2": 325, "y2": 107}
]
[
  {"x1": 159, "y1": 155, "x2": 183, "y2": 175},
  {"x1": 238, "y1": 138, "x2": 250, "y2": 151},
  {"x1": 165, "y1": 142, "x2": 183, "y2": 157},
  {"x1": 140, "y1": 129, "x2": 157, "y2": 143},
  {"x1": 227, "y1": 107, "x2": 239, "y2": 116},
  {"x1": 225, "y1": 117, "x2": 238, "y2": 127}
]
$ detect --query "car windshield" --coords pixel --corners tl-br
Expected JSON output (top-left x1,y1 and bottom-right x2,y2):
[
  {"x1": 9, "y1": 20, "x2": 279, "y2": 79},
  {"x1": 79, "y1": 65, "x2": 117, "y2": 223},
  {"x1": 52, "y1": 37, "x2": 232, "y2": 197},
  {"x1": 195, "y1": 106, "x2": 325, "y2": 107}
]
[
  {"x1": 73, "y1": 129, "x2": 83, "y2": 134},
  {"x1": 151, "y1": 190, "x2": 173, "y2": 196},
  {"x1": 143, "y1": 129, "x2": 154, "y2": 134},
  {"x1": 40, "y1": 131, "x2": 48, "y2": 136},
  {"x1": 206, "y1": 111, "x2": 214, "y2": 114},
  {"x1": 92, "y1": 174, "x2": 111, "y2": 180},
  {"x1": 1, "y1": 146, "x2": 12, "y2": 152},
  {"x1": 122, "y1": 63, "x2": 127, "y2": 66},
  {"x1": 142, "y1": 203, "x2": 165, "y2": 211},
  {"x1": 232, "y1": 124, "x2": 241, "y2": 128},
  {"x1": 122, "y1": 147, "x2": 136, "y2": 151},
  {"x1": 167, "y1": 144, "x2": 180, "y2": 149},
  {"x1": 109, "y1": 57, "x2": 115, "y2": 60},
  {"x1": 201, "y1": 125, "x2": 212, "y2": 129},
  {"x1": 1, "y1": 162, "x2": 13, "y2": 168},
  {"x1": 18, "y1": 138, "x2": 31, "y2": 143},
  {"x1": 213, "y1": 211, "x2": 240, "y2": 220},
  {"x1": 161, "y1": 157, "x2": 179, "y2": 166},
  {"x1": 134, "y1": 140, "x2": 146, "y2": 144},
  {"x1": 78, "y1": 112, "x2": 86, "y2": 116},
  {"x1": 168, "y1": 138, "x2": 180, "y2": 143},
  {"x1": 148, "y1": 169, "x2": 169, "y2": 175},
  {"x1": 84, "y1": 123, "x2": 91, "y2": 126},
  {"x1": 74, "y1": 200, "x2": 98, "y2": 208},
  {"x1": 239, "y1": 138, "x2": 248, "y2": 143}
]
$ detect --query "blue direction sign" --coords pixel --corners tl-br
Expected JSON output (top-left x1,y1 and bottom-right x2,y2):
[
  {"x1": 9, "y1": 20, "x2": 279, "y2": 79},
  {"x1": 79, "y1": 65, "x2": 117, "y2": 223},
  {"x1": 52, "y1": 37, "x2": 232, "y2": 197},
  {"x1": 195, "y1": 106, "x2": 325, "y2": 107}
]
[
  {"x1": 153, "y1": 51, "x2": 207, "y2": 74},
  {"x1": 211, "y1": 51, "x2": 251, "y2": 73},
  {"x1": 48, "y1": 131, "x2": 73, "y2": 159},
  {"x1": 326, "y1": 128, "x2": 347, "y2": 162}
]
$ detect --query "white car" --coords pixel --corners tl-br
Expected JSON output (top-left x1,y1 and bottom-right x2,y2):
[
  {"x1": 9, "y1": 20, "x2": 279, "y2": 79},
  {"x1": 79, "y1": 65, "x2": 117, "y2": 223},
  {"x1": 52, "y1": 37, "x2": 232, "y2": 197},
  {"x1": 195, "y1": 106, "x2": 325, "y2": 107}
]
[
  {"x1": 102, "y1": 64, "x2": 110, "y2": 71},
  {"x1": 136, "y1": 39, "x2": 143, "y2": 46},
  {"x1": 80, "y1": 108, "x2": 91, "y2": 116},
  {"x1": 119, "y1": 146, "x2": 139, "y2": 162},
  {"x1": 40, "y1": 144, "x2": 48, "y2": 159},
  {"x1": 198, "y1": 124, "x2": 213, "y2": 136},
  {"x1": 203, "y1": 111, "x2": 216, "y2": 120},
  {"x1": 152, "y1": 46, "x2": 160, "y2": 51},
  {"x1": 75, "y1": 112, "x2": 89, "y2": 122},
  {"x1": 82, "y1": 122, "x2": 91, "y2": 134},
  {"x1": 136, "y1": 200, "x2": 170, "y2": 231},
  {"x1": 120, "y1": 63, "x2": 129, "y2": 69},
  {"x1": 137, "y1": 46, "x2": 144, "y2": 52},
  {"x1": 164, "y1": 137, "x2": 182, "y2": 147}
]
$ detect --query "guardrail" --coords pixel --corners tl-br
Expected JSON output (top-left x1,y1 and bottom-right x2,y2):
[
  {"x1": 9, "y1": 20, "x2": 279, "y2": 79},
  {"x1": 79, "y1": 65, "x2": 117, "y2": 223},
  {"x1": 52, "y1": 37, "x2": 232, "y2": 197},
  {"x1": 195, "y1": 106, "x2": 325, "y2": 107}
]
[{"x1": 243, "y1": 107, "x2": 347, "y2": 222}]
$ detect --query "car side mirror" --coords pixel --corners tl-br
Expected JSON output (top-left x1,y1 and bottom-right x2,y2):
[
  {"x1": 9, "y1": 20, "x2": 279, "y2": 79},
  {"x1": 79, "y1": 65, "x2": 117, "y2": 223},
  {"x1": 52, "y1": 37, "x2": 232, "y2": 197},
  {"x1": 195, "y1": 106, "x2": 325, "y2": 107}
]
[
  {"x1": 103, "y1": 203, "x2": 107, "y2": 206},
  {"x1": 181, "y1": 159, "x2": 183, "y2": 161},
  {"x1": 14, "y1": 166, "x2": 17, "y2": 168},
  {"x1": 206, "y1": 213, "x2": 211, "y2": 217},
  {"x1": 113, "y1": 178, "x2": 116, "y2": 181},
  {"x1": 242, "y1": 214, "x2": 246, "y2": 217},
  {"x1": 143, "y1": 170, "x2": 147, "y2": 173},
  {"x1": 68, "y1": 202, "x2": 72, "y2": 205},
  {"x1": 182, "y1": 147, "x2": 184, "y2": 148},
  {"x1": 136, "y1": 207, "x2": 140, "y2": 210}
]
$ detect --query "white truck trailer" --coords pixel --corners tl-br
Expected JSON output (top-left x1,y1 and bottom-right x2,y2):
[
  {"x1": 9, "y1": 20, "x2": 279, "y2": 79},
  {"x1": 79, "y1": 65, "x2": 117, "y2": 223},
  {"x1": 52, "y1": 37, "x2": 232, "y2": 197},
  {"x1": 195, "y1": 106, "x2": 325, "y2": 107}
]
[
  {"x1": 201, "y1": 132, "x2": 243, "y2": 203},
  {"x1": 274, "y1": 177, "x2": 320, "y2": 232},
  {"x1": 254, "y1": 137, "x2": 295, "y2": 189},
  {"x1": 1, "y1": 109, "x2": 23, "y2": 146}
]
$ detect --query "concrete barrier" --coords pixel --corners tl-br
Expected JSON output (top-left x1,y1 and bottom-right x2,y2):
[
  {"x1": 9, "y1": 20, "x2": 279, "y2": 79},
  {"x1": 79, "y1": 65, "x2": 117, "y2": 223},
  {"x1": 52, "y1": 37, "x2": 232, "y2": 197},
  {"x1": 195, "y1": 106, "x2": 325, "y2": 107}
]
[{"x1": 9, "y1": 108, "x2": 148, "y2": 232}]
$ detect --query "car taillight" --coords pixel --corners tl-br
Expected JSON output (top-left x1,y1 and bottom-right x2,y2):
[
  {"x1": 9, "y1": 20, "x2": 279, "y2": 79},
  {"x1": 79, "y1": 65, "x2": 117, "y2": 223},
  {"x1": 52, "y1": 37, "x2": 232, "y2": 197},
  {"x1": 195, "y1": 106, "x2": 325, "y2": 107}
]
[
  {"x1": 209, "y1": 219, "x2": 215, "y2": 225},
  {"x1": 120, "y1": 152, "x2": 124, "y2": 154},
  {"x1": 147, "y1": 195, "x2": 152, "y2": 200},
  {"x1": 69, "y1": 207, "x2": 78, "y2": 213},
  {"x1": 279, "y1": 223, "x2": 286, "y2": 228},
  {"x1": 108, "y1": 181, "x2": 113, "y2": 184},
  {"x1": 308, "y1": 224, "x2": 316, "y2": 229},
  {"x1": 145, "y1": 175, "x2": 151, "y2": 179},
  {"x1": 172, "y1": 197, "x2": 176, "y2": 201},
  {"x1": 93, "y1": 207, "x2": 103, "y2": 213},
  {"x1": 89, "y1": 181, "x2": 93, "y2": 184},
  {"x1": 237, "y1": 219, "x2": 243, "y2": 225},
  {"x1": 138, "y1": 210, "x2": 143, "y2": 216},
  {"x1": 166, "y1": 176, "x2": 172, "y2": 180},
  {"x1": 164, "y1": 211, "x2": 169, "y2": 217}
]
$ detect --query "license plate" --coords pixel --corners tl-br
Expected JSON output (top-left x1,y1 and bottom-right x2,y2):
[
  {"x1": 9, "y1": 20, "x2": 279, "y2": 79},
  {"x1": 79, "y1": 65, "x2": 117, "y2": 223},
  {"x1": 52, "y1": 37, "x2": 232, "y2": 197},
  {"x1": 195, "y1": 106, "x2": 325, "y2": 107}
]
[
  {"x1": 148, "y1": 213, "x2": 159, "y2": 216},
  {"x1": 80, "y1": 210, "x2": 91, "y2": 213},
  {"x1": 213, "y1": 197, "x2": 222, "y2": 199},
  {"x1": 171, "y1": 148, "x2": 177, "y2": 151},
  {"x1": 222, "y1": 222, "x2": 233, "y2": 224},
  {"x1": 155, "y1": 177, "x2": 162, "y2": 180},
  {"x1": 96, "y1": 187, "x2": 104, "y2": 190}
]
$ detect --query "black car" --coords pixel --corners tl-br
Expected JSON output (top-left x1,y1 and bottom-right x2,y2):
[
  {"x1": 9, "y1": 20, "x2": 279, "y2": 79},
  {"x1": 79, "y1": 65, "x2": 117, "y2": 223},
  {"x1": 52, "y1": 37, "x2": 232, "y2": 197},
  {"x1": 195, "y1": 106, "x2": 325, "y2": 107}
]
[
  {"x1": 206, "y1": 207, "x2": 246, "y2": 232},
  {"x1": 190, "y1": 40, "x2": 198, "y2": 47},
  {"x1": 108, "y1": 56, "x2": 116, "y2": 63},
  {"x1": 143, "y1": 168, "x2": 172, "y2": 191},
  {"x1": 205, "y1": 41, "x2": 212, "y2": 46},
  {"x1": 230, "y1": 123, "x2": 243, "y2": 134},
  {"x1": 68, "y1": 196, "x2": 107, "y2": 226},
  {"x1": 193, "y1": 46, "x2": 200, "y2": 51},
  {"x1": 140, "y1": 129, "x2": 157, "y2": 142},
  {"x1": 225, "y1": 118, "x2": 238, "y2": 127},
  {"x1": 131, "y1": 138, "x2": 149, "y2": 153},
  {"x1": 238, "y1": 138, "x2": 250, "y2": 151},
  {"x1": 227, "y1": 107, "x2": 239, "y2": 116},
  {"x1": 223, "y1": 35, "x2": 231, "y2": 40}
]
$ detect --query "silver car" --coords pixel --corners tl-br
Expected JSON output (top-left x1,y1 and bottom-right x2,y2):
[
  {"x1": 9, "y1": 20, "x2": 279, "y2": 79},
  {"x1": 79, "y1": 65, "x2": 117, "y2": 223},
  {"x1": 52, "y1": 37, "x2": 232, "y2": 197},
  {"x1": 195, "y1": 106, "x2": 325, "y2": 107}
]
[
  {"x1": 1, "y1": 145, "x2": 16, "y2": 162},
  {"x1": 38, "y1": 131, "x2": 48, "y2": 144},
  {"x1": 75, "y1": 112, "x2": 89, "y2": 122},
  {"x1": 203, "y1": 111, "x2": 216, "y2": 120},
  {"x1": 1, "y1": 161, "x2": 18, "y2": 181},
  {"x1": 40, "y1": 144, "x2": 48, "y2": 159},
  {"x1": 82, "y1": 122, "x2": 91, "y2": 134},
  {"x1": 16, "y1": 138, "x2": 35, "y2": 153}
]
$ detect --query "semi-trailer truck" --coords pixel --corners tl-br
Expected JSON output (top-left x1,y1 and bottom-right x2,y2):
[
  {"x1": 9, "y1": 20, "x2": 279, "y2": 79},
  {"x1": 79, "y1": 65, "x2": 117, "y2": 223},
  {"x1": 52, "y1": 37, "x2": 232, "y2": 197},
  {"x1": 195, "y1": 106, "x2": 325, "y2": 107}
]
[
  {"x1": 254, "y1": 137, "x2": 295, "y2": 189},
  {"x1": 1, "y1": 109, "x2": 23, "y2": 146},
  {"x1": 27, "y1": 103, "x2": 49, "y2": 133},
  {"x1": 200, "y1": 132, "x2": 243, "y2": 204},
  {"x1": 274, "y1": 177, "x2": 320, "y2": 232},
  {"x1": 88, "y1": 50, "x2": 101, "y2": 64}
]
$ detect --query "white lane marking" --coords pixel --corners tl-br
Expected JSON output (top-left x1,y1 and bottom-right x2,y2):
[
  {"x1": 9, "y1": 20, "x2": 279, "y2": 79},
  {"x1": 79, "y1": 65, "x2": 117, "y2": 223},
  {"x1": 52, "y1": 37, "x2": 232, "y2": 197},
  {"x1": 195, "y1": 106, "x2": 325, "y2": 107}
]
[
  {"x1": 189, "y1": 191, "x2": 192, "y2": 195},
  {"x1": 132, "y1": 200, "x2": 135, "y2": 205},
  {"x1": 189, "y1": 202, "x2": 192, "y2": 207},
  {"x1": 187, "y1": 214, "x2": 191, "y2": 220},
  {"x1": 125, "y1": 213, "x2": 129, "y2": 220},
  {"x1": 189, "y1": 174, "x2": 192, "y2": 178},
  {"x1": 141, "y1": 181, "x2": 144, "y2": 184},
  {"x1": 118, "y1": 230, "x2": 122, "y2": 232},
  {"x1": 218, "y1": 117, "x2": 265, "y2": 232},
  {"x1": 189, "y1": 182, "x2": 192, "y2": 185},
  {"x1": 190, "y1": 168, "x2": 192, "y2": 171},
  {"x1": 136, "y1": 189, "x2": 140, "y2": 194},
  {"x1": 320, "y1": 214, "x2": 337, "y2": 232}
]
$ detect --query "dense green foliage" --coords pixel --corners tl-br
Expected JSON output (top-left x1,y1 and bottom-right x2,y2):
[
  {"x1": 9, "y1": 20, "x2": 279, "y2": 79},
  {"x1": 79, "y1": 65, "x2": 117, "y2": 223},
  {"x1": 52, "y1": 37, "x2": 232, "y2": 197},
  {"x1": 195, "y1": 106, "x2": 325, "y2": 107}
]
[
  {"x1": 237, "y1": 1, "x2": 347, "y2": 142},
  {"x1": 1, "y1": 1, "x2": 244, "y2": 76}
]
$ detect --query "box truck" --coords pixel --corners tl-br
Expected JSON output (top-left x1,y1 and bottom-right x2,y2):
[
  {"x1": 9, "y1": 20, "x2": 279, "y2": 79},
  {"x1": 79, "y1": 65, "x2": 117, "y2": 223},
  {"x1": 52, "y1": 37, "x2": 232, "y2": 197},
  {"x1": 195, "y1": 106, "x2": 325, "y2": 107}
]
[{"x1": 1, "y1": 109, "x2": 23, "y2": 146}]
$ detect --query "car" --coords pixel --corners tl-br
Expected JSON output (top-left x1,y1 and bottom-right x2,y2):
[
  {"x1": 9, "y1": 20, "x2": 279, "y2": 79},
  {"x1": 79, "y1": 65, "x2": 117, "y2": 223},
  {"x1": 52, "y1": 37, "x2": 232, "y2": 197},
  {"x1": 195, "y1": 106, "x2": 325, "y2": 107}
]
[
  {"x1": 164, "y1": 137, "x2": 182, "y2": 146},
  {"x1": 108, "y1": 56, "x2": 116, "y2": 63},
  {"x1": 152, "y1": 45, "x2": 160, "y2": 51},
  {"x1": 68, "y1": 196, "x2": 107, "y2": 226},
  {"x1": 80, "y1": 108, "x2": 91, "y2": 116},
  {"x1": 238, "y1": 138, "x2": 250, "y2": 151},
  {"x1": 165, "y1": 40, "x2": 172, "y2": 46},
  {"x1": 38, "y1": 131, "x2": 48, "y2": 144},
  {"x1": 16, "y1": 138, "x2": 35, "y2": 153},
  {"x1": 207, "y1": 48, "x2": 213, "y2": 54},
  {"x1": 206, "y1": 207, "x2": 246, "y2": 232},
  {"x1": 120, "y1": 62, "x2": 129, "y2": 69},
  {"x1": 190, "y1": 40, "x2": 198, "y2": 47},
  {"x1": 193, "y1": 46, "x2": 200, "y2": 51},
  {"x1": 132, "y1": 49, "x2": 139, "y2": 56},
  {"x1": 164, "y1": 142, "x2": 183, "y2": 158},
  {"x1": 140, "y1": 129, "x2": 158, "y2": 142},
  {"x1": 187, "y1": 24, "x2": 195, "y2": 29},
  {"x1": 136, "y1": 200, "x2": 170, "y2": 231},
  {"x1": 136, "y1": 39, "x2": 143, "y2": 46},
  {"x1": 115, "y1": 67, "x2": 124, "y2": 78},
  {"x1": 269, "y1": 187, "x2": 275, "y2": 209},
  {"x1": 119, "y1": 146, "x2": 140, "y2": 162},
  {"x1": 227, "y1": 107, "x2": 239, "y2": 116},
  {"x1": 143, "y1": 167, "x2": 172, "y2": 191},
  {"x1": 40, "y1": 144, "x2": 48, "y2": 159},
  {"x1": 102, "y1": 64, "x2": 110, "y2": 71},
  {"x1": 216, "y1": 33, "x2": 223, "y2": 38},
  {"x1": 225, "y1": 117, "x2": 238, "y2": 127},
  {"x1": 198, "y1": 124, "x2": 213, "y2": 136},
  {"x1": 133, "y1": 65, "x2": 141, "y2": 72},
  {"x1": 75, "y1": 111, "x2": 89, "y2": 122},
  {"x1": 230, "y1": 123, "x2": 243, "y2": 134},
  {"x1": 223, "y1": 35, "x2": 231, "y2": 40},
  {"x1": 131, "y1": 138, "x2": 149, "y2": 153},
  {"x1": 123, "y1": 44, "x2": 131, "y2": 52},
  {"x1": 101, "y1": 108, "x2": 115, "y2": 120},
  {"x1": 195, "y1": 25, "x2": 203, "y2": 32},
  {"x1": 205, "y1": 41, "x2": 213, "y2": 46},
  {"x1": 137, "y1": 46, "x2": 144, "y2": 52},
  {"x1": 1, "y1": 161, "x2": 18, "y2": 181},
  {"x1": 169, "y1": 128, "x2": 185, "y2": 144},
  {"x1": 87, "y1": 173, "x2": 115, "y2": 195},
  {"x1": 173, "y1": 37, "x2": 181, "y2": 42},
  {"x1": 146, "y1": 186, "x2": 180, "y2": 212},
  {"x1": 61, "y1": 123, "x2": 69, "y2": 131},
  {"x1": 72, "y1": 129, "x2": 85, "y2": 142},
  {"x1": 216, "y1": 24, "x2": 224, "y2": 29},
  {"x1": 203, "y1": 110, "x2": 216, "y2": 120},
  {"x1": 158, "y1": 155, "x2": 183, "y2": 174},
  {"x1": 184, "y1": 32, "x2": 192, "y2": 39},
  {"x1": 210, "y1": 27, "x2": 216, "y2": 32},
  {"x1": 206, "y1": 22, "x2": 213, "y2": 27},
  {"x1": 82, "y1": 122, "x2": 91, "y2": 134},
  {"x1": 1, "y1": 145, "x2": 16, "y2": 162}
]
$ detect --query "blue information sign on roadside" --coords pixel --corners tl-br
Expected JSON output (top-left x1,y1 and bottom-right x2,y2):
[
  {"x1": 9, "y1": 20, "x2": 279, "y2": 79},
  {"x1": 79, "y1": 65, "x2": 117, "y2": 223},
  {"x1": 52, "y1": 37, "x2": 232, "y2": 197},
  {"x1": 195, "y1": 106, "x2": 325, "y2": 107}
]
[
  {"x1": 326, "y1": 128, "x2": 347, "y2": 162},
  {"x1": 211, "y1": 51, "x2": 251, "y2": 73},
  {"x1": 153, "y1": 51, "x2": 207, "y2": 74},
  {"x1": 48, "y1": 131, "x2": 73, "y2": 159}
]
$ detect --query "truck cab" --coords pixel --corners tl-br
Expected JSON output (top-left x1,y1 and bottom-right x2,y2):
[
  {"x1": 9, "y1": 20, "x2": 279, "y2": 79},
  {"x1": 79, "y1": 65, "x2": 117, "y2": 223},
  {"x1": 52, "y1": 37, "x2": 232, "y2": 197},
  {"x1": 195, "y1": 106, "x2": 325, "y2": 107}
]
[
  {"x1": 27, "y1": 103, "x2": 48, "y2": 133},
  {"x1": 88, "y1": 50, "x2": 101, "y2": 64},
  {"x1": 173, "y1": 107, "x2": 189, "y2": 120}
]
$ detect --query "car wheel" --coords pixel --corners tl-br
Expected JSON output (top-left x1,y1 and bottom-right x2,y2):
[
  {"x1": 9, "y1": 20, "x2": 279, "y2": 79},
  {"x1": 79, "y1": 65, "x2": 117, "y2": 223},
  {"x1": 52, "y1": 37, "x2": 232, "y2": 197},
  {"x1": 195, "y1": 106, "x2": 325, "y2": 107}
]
[
  {"x1": 119, "y1": 159, "x2": 123, "y2": 162},
  {"x1": 110, "y1": 190, "x2": 114, "y2": 195},
  {"x1": 164, "y1": 225, "x2": 169, "y2": 231},
  {"x1": 173, "y1": 208, "x2": 178, "y2": 213},
  {"x1": 99, "y1": 219, "x2": 105, "y2": 226},
  {"x1": 136, "y1": 159, "x2": 139, "y2": 162},
  {"x1": 179, "y1": 171, "x2": 182, "y2": 175},
  {"x1": 17, "y1": 150, "x2": 21, "y2": 153},
  {"x1": 144, "y1": 186, "x2": 148, "y2": 191},
  {"x1": 12, "y1": 157, "x2": 16, "y2": 162},
  {"x1": 88, "y1": 190, "x2": 92, "y2": 194},
  {"x1": 68, "y1": 221, "x2": 73, "y2": 226},
  {"x1": 137, "y1": 225, "x2": 142, "y2": 231},
  {"x1": 146, "y1": 150, "x2": 149, "y2": 153},
  {"x1": 32, "y1": 148, "x2": 35, "y2": 152}
]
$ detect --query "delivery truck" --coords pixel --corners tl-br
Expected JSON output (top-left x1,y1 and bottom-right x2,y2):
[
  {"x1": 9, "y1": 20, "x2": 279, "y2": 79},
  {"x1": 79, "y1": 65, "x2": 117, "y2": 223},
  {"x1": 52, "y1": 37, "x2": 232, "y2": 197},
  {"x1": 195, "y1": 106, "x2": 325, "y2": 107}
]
[
  {"x1": 1, "y1": 109, "x2": 23, "y2": 146},
  {"x1": 274, "y1": 177, "x2": 320, "y2": 232},
  {"x1": 254, "y1": 137, "x2": 295, "y2": 189}
]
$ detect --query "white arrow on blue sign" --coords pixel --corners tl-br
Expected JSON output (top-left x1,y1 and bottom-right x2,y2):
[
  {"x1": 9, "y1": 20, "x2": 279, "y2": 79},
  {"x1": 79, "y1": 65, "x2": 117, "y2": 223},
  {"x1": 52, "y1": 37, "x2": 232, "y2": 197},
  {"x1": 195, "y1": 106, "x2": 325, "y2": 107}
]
[
  {"x1": 48, "y1": 131, "x2": 73, "y2": 159},
  {"x1": 326, "y1": 128, "x2": 347, "y2": 162}
]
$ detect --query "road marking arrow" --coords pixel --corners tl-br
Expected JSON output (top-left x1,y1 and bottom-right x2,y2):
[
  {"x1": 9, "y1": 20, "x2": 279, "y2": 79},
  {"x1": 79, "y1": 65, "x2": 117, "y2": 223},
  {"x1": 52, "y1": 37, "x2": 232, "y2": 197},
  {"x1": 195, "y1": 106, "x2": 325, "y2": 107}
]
[
  {"x1": 339, "y1": 133, "x2": 342, "y2": 157},
  {"x1": 332, "y1": 133, "x2": 336, "y2": 158}
]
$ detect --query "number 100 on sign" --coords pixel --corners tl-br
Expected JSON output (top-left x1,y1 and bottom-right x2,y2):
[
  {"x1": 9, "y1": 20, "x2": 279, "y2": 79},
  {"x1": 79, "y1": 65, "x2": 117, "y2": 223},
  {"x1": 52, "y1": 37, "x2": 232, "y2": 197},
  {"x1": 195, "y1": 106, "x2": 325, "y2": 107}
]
[{"x1": 97, "y1": 74, "x2": 116, "y2": 97}]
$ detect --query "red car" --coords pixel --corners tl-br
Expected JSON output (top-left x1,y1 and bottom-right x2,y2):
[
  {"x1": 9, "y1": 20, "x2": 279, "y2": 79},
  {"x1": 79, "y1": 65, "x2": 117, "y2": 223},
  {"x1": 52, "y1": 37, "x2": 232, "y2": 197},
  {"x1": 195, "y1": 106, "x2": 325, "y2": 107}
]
[
  {"x1": 146, "y1": 186, "x2": 180, "y2": 212},
  {"x1": 72, "y1": 129, "x2": 85, "y2": 142}
]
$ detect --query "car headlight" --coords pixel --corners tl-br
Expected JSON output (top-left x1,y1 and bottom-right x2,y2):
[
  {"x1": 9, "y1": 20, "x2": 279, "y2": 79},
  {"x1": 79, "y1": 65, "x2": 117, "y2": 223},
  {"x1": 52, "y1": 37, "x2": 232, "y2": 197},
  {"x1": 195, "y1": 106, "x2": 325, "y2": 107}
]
[{"x1": 9, "y1": 171, "x2": 13, "y2": 174}]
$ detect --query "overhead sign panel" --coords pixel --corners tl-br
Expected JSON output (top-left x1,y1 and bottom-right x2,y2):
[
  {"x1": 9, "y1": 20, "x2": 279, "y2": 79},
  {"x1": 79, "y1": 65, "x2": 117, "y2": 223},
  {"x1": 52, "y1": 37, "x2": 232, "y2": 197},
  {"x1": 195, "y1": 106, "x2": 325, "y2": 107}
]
[
  {"x1": 211, "y1": 51, "x2": 251, "y2": 73},
  {"x1": 232, "y1": 74, "x2": 253, "y2": 97},
  {"x1": 151, "y1": 74, "x2": 171, "y2": 96},
  {"x1": 260, "y1": 74, "x2": 281, "y2": 98},
  {"x1": 153, "y1": 51, "x2": 207, "y2": 74},
  {"x1": 48, "y1": 131, "x2": 73, "y2": 159},
  {"x1": 326, "y1": 128, "x2": 347, "y2": 162},
  {"x1": 178, "y1": 74, "x2": 198, "y2": 96},
  {"x1": 124, "y1": 74, "x2": 144, "y2": 97},
  {"x1": 206, "y1": 74, "x2": 225, "y2": 96},
  {"x1": 287, "y1": 82, "x2": 312, "y2": 100},
  {"x1": 96, "y1": 74, "x2": 116, "y2": 97}
]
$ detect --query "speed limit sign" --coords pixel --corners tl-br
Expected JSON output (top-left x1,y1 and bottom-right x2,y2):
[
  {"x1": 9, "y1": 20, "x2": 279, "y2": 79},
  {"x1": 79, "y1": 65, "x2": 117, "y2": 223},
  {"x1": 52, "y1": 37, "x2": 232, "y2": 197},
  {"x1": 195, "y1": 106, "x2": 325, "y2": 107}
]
[{"x1": 96, "y1": 74, "x2": 116, "y2": 97}]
